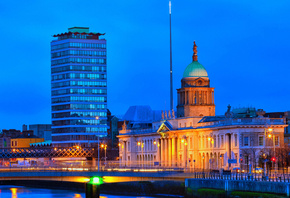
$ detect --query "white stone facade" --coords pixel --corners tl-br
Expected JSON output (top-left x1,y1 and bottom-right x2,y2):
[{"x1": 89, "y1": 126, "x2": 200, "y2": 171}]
[{"x1": 118, "y1": 117, "x2": 286, "y2": 170}]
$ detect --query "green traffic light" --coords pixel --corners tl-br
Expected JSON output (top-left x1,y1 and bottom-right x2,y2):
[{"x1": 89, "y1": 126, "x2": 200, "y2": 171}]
[{"x1": 90, "y1": 176, "x2": 103, "y2": 185}]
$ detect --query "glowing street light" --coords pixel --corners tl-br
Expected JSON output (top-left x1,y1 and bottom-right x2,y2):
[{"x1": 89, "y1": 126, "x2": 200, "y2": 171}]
[
  {"x1": 101, "y1": 144, "x2": 107, "y2": 166},
  {"x1": 138, "y1": 141, "x2": 144, "y2": 167},
  {"x1": 90, "y1": 176, "x2": 103, "y2": 185}
]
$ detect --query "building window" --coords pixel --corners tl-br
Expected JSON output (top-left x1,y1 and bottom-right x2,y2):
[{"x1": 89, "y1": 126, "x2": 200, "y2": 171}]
[
  {"x1": 234, "y1": 134, "x2": 238, "y2": 147},
  {"x1": 15, "y1": 141, "x2": 17, "y2": 147},
  {"x1": 190, "y1": 122, "x2": 192, "y2": 127},
  {"x1": 128, "y1": 142, "x2": 130, "y2": 151},
  {"x1": 275, "y1": 136, "x2": 279, "y2": 146},
  {"x1": 221, "y1": 135, "x2": 224, "y2": 147},
  {"x1": 218, "y1": 135, "x2": 220, "y2": 148},
  {"x1": 244, "y1": 136, "x2": 249, "y2": 146},
  {"x1": 258, "y1": 136, "x2": 263, "y2": 146},
  {"x1": 206, "y1": 136, "x2": 209, "y2": 148},
  {"x1": 179, "y1": 123, "x2": 181, "y2": 128},
  {"x1": 214, "y1": 135, "x2": 216, "y2": 148},
  {"x1": 185, "y1": 123, "x2": 187, "y2": 128},
  {"x1": 12, "y1": 141, "x2": 14, "y2": 147},
  {"x1": 190, "y1": 138, "x2": 192, "y2": 149}
]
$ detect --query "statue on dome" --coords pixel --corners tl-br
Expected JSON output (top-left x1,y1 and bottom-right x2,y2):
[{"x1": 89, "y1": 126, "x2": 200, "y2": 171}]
[
  {"x1": 192, "y1": 41, "x2": 198, "y2": 61},
  {"x1": 165, "y1": 111, "x2": 168, "y2": 119},
  {"x1": 193, "y1": 41, "x2": 198, "y2": 55},
  {"x1": 161, "y1": 110, "x2": 164, "y2": 120}
]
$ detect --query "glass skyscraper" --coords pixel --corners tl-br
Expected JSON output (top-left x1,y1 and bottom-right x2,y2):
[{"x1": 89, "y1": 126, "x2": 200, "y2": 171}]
[{"x1": 51, "y1": 27, "x2": 107, "y2": 147}]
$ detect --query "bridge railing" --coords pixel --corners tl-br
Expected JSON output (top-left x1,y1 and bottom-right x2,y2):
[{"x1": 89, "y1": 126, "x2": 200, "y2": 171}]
[{"x1": 192, "y1": 171, "x2": 290, "y2": 182}]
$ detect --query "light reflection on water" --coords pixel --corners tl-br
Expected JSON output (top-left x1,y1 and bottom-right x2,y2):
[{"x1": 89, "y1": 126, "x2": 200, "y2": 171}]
[{"x1": 0, "y1": 186, "x2": 154, "y2": 198}]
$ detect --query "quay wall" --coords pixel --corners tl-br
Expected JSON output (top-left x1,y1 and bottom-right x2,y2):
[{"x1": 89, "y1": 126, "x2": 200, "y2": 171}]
[{"x1": 185, "y1": 178, "x2": 290, "y2": 197}]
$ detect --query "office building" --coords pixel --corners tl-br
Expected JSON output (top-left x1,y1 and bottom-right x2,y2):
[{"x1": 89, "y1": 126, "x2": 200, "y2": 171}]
[
  {"x1": 29, "y1": 124, "x2": 52, "y2": 141},
  {"x1": 51, "y1": 27, "x2": 107, "y2": 147}
]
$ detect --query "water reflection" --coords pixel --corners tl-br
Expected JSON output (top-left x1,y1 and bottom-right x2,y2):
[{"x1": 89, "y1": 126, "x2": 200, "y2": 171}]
[
  {"x1": 10, "y1": 188, "x2": 17, "y2": 198},
  {"x1": 74, "y1": 194, "x2": 82, "y2": 198},
  {"x1": 0, "y1": 186, "x2": 155, "y2": 198}
]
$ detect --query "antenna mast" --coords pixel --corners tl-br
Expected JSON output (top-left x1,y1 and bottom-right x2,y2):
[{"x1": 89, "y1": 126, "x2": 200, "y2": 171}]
[{"x1": 169, "y1": 0, "x2": 173, "y2": 111}]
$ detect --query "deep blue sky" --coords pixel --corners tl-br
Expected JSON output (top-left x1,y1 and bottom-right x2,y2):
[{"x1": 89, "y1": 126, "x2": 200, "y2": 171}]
[{"x1": 0, "y1": 0, "x2": 289, "y2": 130}]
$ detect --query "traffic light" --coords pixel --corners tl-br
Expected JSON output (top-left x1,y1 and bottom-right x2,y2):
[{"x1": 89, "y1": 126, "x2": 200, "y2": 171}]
[
  {"x1": 271, "y1": 157, "x2": 276, "y2": 162},
  {"x1": 240, "y1": 158, "x2": 243, "y2": 163}
]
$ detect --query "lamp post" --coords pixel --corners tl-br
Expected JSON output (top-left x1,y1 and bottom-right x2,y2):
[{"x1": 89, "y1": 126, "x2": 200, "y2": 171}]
[
  {"x1": 208, "y1": 135, "x2": 214, "y2": 171},
  {"x1": 267, "y1": 129, "x2": 276, "y2": 174},
  {"x1": 264, "y1": 127, "x2": 273, "y2": 177},
  {"x1": 101, "y1": 144, "x2": 107, "y2": 167},
  {"x1": 153, "y1": 140, "x2": 156, "y2": 166},
  {"x1": 138, "y1": 141, "x2": 144, "y2": 167},
  {"x1": 181, "y1": 138, "x2": 188, "y2": 169},
  {"x1": 96, "y1": 116, "x2": 100, "y2": 172}
]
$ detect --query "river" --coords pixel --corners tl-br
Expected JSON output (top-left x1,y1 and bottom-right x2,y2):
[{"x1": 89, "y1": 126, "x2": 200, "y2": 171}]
[{"x1": 0, "y1": 186, "x2": 155, "y2": 198}]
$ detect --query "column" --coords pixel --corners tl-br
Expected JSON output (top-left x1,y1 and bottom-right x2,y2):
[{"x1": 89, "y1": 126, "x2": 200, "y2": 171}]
[
  {"x1": 161, "y1": 139, "x2": 164, "y2": 166},
  {"x1": 164, "y1": 138, "x2": 168, "y2": 166},
  {"x1": 172, "y1": 137, "x2": 176, "y2": 167},
  {"x1": 122, "y1": 142, "x2": 126, "y2": 165},
  {"x1": 225, "y1": 134, "x2": 230, "y2": 168},
  {"x1": 157, "y1": 139, "x2": 160, "y2": 163},
  {"x1": 168, "y1": 137, "x2": 172, "y2": 166},
  {"x1": 183, "y1": 140, "x2": 187, "y2": 168}
]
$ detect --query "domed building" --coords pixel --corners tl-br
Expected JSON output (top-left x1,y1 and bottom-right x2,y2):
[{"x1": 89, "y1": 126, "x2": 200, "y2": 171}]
[
  {"x1": 118, "y1": 42, "x2": 286, "y2": 172},
  {"x1": 177, "y1": 41, "x2": 215, "y2": 118}
]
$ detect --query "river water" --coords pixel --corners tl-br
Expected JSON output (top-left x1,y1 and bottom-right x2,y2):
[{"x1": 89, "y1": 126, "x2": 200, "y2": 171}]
[{"x1": 0, "y1": 186, "x2": 155, "y2": 198}]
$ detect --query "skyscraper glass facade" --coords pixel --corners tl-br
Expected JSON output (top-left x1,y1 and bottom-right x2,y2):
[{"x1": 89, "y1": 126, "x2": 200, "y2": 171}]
[{"x1": 51, "y1": 27, "x2": 107, "y2": 147}]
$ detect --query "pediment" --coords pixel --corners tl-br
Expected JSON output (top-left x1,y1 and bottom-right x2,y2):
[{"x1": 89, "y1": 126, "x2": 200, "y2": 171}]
[{"x1": 157, "y1": 121, "x2": 173, "y2": 133}]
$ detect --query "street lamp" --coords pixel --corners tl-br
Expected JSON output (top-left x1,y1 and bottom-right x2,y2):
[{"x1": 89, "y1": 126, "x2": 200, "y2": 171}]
[
  {"x1": 208, "y1": 135, "x2": 214, "y2": 171},
  {"x1": 138, "y1": 141, "x2": 144, "y2": 167},
  {"x1": 96, "y1": 116, "x2": 100, "y2": 171},
  {"x1": 263, "y1": 127, "x2": 273, "y2": 177},
  {"x1": 101, "y1": 144, "x2": 107, "y2": 167},
  {"x1": 267, "y1": 130, "x2": 276, "y2": 174}
]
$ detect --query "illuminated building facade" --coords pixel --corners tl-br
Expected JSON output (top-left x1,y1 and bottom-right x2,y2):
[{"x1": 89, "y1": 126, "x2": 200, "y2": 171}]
[
  {"x1": 118, "y1": 43, "x2": 286, "y2": 170},
  {"x1": 51, "y1": 27, "x2": 107, "y2": 147}
]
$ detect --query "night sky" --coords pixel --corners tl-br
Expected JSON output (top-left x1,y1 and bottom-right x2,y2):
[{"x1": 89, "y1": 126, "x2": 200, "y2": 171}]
[{"x1": 0, "y1": 0, "x2": 289, "y2": 130}]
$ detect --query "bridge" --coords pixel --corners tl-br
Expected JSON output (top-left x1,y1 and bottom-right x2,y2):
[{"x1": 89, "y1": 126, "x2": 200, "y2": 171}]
[
  {"x1": 0, "y1": 147, "x2": 95, "y2": 158},
  {"x1": 1, "y1": 167, "x2": 290, "y2": 197}
]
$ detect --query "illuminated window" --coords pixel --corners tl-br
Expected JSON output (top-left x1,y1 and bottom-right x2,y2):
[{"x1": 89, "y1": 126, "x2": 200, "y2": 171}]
[{"x1": 275, "y1": 136, "x2": 279, "y2": 146}]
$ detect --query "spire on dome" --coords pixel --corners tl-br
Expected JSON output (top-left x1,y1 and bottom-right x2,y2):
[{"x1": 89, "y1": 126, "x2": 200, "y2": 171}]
[{"x1": 192, "y1": 41, "x2": 198, "y2": 61}]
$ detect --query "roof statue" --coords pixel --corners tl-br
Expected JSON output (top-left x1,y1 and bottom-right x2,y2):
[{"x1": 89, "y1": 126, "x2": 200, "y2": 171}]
[
  {"x1": 172, "y1": 109, "x2": 175, "y2": 119},
  {"x1": 168, "y1": 110, "x2": 171, "y2": 119},
  {"x1": 225, "y1": 104, "x2": 234, "y2": 118},
  {"x1": 161, "y1": 110, "x2": 164, "y2": 120},
  {"x1": 165, "y1": 111, "x2": 168, "y2": 119},
  {"x1": 192, "y1": 41, "x2": 198, "y2": 61},
  {"x1": 122, "y1": 120, "x2": 127, "y2": 131}
]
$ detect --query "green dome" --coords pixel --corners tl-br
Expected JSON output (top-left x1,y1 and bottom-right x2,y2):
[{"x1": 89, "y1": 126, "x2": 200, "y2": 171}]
[{"x1": 183, "y1": 61, "x2": 208, "y2": 78}]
